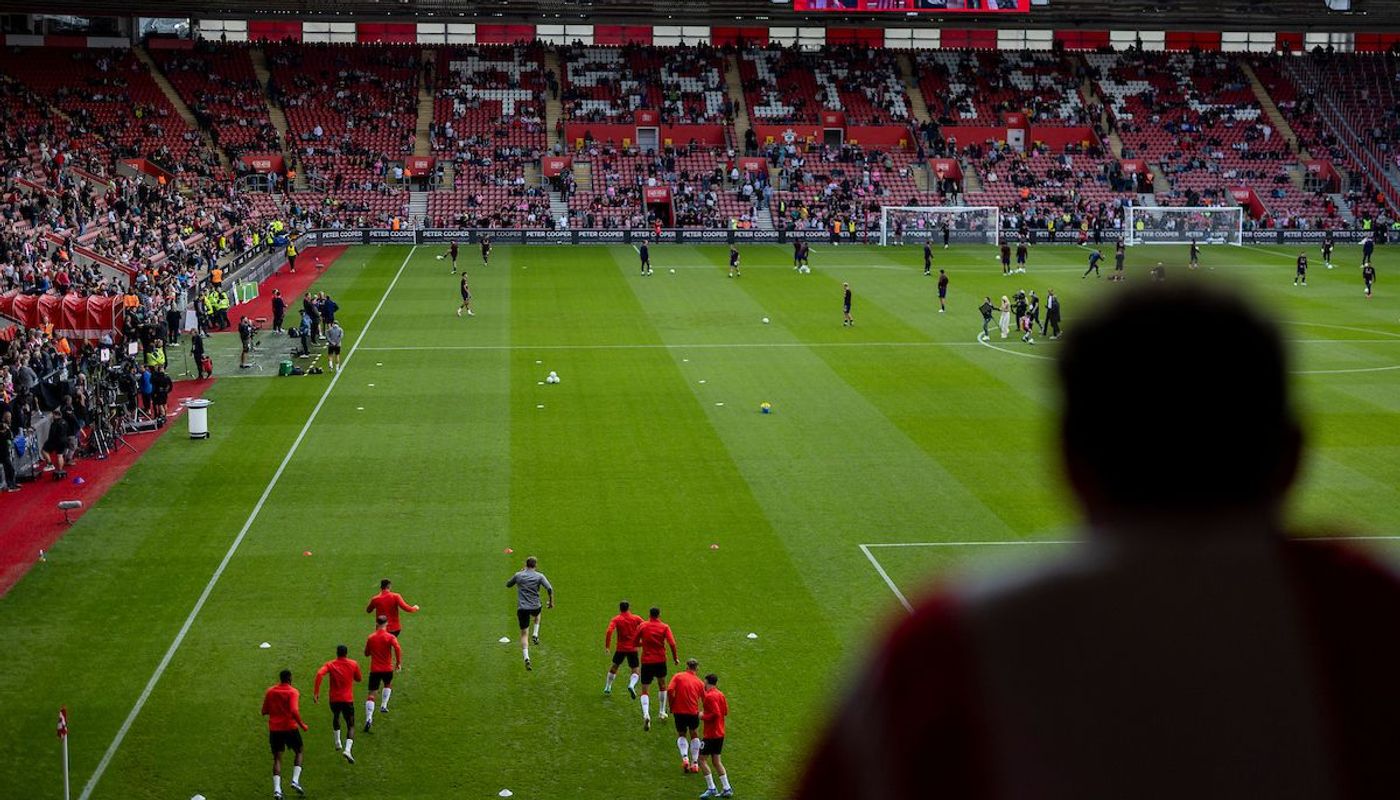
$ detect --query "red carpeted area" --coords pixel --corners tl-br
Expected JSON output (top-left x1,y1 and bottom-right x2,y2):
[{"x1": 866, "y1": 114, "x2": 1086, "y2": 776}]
[
  {"x1": 0, "y1": 380, "x2": 216, "y2": 596},
  {"x1": 237, "y1": 246, "x2": 349, "y2": 326}
]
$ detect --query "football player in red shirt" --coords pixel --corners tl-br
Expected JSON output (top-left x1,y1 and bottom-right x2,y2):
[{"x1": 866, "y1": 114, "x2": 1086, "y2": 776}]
[
  {"x1": 603, "y1": 600, "x2": 644, "y2": 697},
  {"x1": 313, "y1": 644, "x2": 363, "y2": 763},
  {"x1": 635, "y1": 606, "x2": 679, "y2": 730},
  {"x1": 366, "y1": 578, "x2": 420, "y2": 637},
  {"x1": 667, "y1": 658, "x2": 706, "y2": 773},
  {"x1": 261, "y1": 669, "x2": 310, "y2": 799},
  {"x1": 699, "y1": 673, "x2": 732, "y2": 798},
  {"x1": 363, "y1": 615, "x2": 403, "y2": 733}
]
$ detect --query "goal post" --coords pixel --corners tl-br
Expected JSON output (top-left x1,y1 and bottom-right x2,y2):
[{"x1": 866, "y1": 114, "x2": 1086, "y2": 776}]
[
  {"x1": 1124, "y1": 206, "x2": 1243, "y2": 246},
  {"x1": 878, "y1": 206, "x2": 1001, "y2": 246}
]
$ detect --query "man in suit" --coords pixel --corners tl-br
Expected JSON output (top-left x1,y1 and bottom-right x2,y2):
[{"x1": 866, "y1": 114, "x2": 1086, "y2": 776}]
[{"x1": 1043, "y1": 289, "x2": 1062, "y2": 339}]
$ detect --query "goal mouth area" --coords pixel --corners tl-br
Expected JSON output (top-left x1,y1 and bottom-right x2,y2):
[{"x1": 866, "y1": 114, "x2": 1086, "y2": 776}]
[{"x1": 878, "y1": 206, "x2": 1002, "y2": 246}]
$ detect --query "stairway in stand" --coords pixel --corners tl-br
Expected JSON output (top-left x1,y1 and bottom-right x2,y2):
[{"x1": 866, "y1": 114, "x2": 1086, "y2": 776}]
[
  {"x1": 723, "y1": 54, "x2": 753, "y2": 153},
  {"x1": 415, "y1": 50, "x2": 437, "y2": 157},
  {"x1": 898, "y1": 53, "x2": 932, "y2": 126},
  {"x1": 543, "y1": 47, "x2": 565, "y2": 153},
  {"x1": 1240, "y1": 61, "x2": 1311, "y2": 160},
  {"x1": 755, "y1": 206, "x2": 775, "y2": 231},
  {"x1": 134, "y1": 45, "x2": 231, "y2": 173},
  {"x1": 250, "y1": 47, "x2": 303, "y2": 190},
  {"x1": 409, "y1": 191, "x2": 429, "y2": 225}
]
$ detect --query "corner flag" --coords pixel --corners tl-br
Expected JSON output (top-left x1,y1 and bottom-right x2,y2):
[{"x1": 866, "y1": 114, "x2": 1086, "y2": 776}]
[{"x1": 57, "y1": 706, "x2": 68, "y2": 738}]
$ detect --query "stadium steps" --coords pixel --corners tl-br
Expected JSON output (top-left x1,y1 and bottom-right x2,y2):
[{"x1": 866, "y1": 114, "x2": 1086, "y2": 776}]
[
  {"x1": 134, "y1": 45, "x2": 231, "y2": 173},
  {"x1": 408, "y1": 190, "x2": 429, "y2": 224},
  {"x1": 442, "y1": 161, "x2": 455, "y2": 189},
  {"x1": 897, "y1": 53, "x2": 932, "y2": 125},
  {"x1": 414, "y1": 50, "x2": 436, "y2": 158},
  {"x1": 723, "y1": 54, "x2": 753, "y2": 154},
  {"x1": 248, "y1": 48, "x2": 302, "y2": 190},
  {"x1": 1137, "y1": 193, "x2": 1159, "y2": 208},
  {"x1": 549, "y1": 191, "x2": 569, "y2": 225},
  {"x1": 572, "y1": 161, "x2": 593, "y2": 193},
  {"x1": 1077, "y1": 71, "x2": 1125, "y2": 158},
  {"x1": 1151, "y1": 165, "x2": 1173, "y2": 196},
  {"x1": 543, "y1": 48, "x2": 564, "y2": 153},
  {"x1": 755, "y1": 206, "x2": 775, "y2": 231},
  {"x1": 524, "y1": 162, "x2": 542, "y2": 189},
  {"x1": 961, "y1": 161, "x2": 982, "y2": 194},
  {"x1": 1240, "y1": 61, "x2": 1311, "y2": 161},
  {"x1": 1329, "y1": 193, "x2": 1358, "y2": 225}
]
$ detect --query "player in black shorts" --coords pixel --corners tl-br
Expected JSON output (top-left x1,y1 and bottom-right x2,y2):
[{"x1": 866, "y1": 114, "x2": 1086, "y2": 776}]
[
  {"x1": 793, "y1": 239, "x2": 803, "y2": 271},
  {"x1": 1322, "y1": 231, "x2": 1335, "y2": 270},
  {"x1": 937, "y1": 269, "x2": 949, "y2": 313},
  {"x1": 728, "y1": 246, "x2": 741, "y2": 278},
  {"x1": 639, "y1": 242, "x2": 653, "y2": 276},
  {"x1": 457, "y1": 274, "x2": 474, "y2": 317},
  {"x1": 1000, "y1": 242, "x2": 1012, "y2": 275},
  {"x1": 798, "y1": 239, "x2": 810, "y2": 272},
  {"x1": 444, "y1": 240, "x2": 459, "y2": 274},
  {"x1": 941, "y1": 222, "x2": 950, "y2": 249},
  {"x1": 842, "y1": 282, "x2": 853, "y2": 327},
  {"x1": 480, "y1": 235, "x2": 492, "y2": 266},
  {"x1": 1294, "y1": 252, "x2": 1308, "y2": 286},
  {"x1": 1112, "y1": 239, "x2": 1126, "y2": 281},
  {"x1": 1363, "y1": 263, "x2": 1376, "y2": 297},
  {"x1": 1189, "y1": 239, "x2": 1201, "y2": 270},
  {"x1": 1015, "y1": 239, "x2": 1029, "y2": 273},
  {"x1": 923, "y1": 242, "x2": 933, "y2": 276}
]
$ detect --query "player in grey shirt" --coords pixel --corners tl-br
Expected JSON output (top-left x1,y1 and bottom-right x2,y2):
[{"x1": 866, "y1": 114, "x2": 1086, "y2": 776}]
[{"x1": 506, "y1": 556, "x2": 554, "y2": 671}]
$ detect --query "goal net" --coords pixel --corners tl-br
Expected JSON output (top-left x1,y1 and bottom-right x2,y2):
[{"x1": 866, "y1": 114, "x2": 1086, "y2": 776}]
[
  {"x1": 879, "y1": 206, "x2": 1001, "y2": 247},
  {"x1": 1124, "y1": 206, "x2": 1243, "y2": 246}
]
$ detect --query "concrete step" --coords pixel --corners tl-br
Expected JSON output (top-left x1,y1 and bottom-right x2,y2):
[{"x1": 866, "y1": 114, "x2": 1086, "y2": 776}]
[
  {"x1": 724, "y1": 54, "x2": 753, "y2": 154},
  {"x1": 249, "y1": 48, "x2": 301, "y2": 190},
  {"x1": 414, "y1": 50, "x2": 436, "y2": 157},
  {"x1": 961, "y1": 161, "x2": 982, "y2": 193},
  {"x1": 1137, "y1": 193, "x2": 1159, "y2": 207},
  {"x1": 134, "y1": 44, "x2": 231, "y2": 172},
  {"x1": 572, "y1": 161, "x2": 593, "y2": 192},
  {"x1": 1329, "y1": 192, "x2": 1357, "y2": 224},
  {"x1": 755, "y1": 206, "x2": 775, "y2": 231},
  {"x1": 1240, "y1": 61, "x2": 1309, "y2": 160},
  {"x1": 1151, "y1": 165, "x2": 1173, "y2": 196},
  {"x1": 898, "y1": 52, "x2": 932, "y2": 126},
  {"x1": 543, "y1": 47, "x2": 564, "y2": 152}
]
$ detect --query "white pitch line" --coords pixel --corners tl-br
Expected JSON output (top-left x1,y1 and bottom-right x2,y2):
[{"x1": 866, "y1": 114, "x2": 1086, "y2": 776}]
[
  {"x1": 361, "y1": 341, "x2": 989, "y2": 352},
  {"x1": 862, "y1": 535, "x2": 1400, "y2": 613},
  {"x1": 976, "y1": 338, "x2": 1054, "y2": 361},
  {"x1": 77, "y1": 245, "x2": 419, "y2": 800},
  {"x1": 859, "y1": 544, "x2": 912, "y2": 613}
]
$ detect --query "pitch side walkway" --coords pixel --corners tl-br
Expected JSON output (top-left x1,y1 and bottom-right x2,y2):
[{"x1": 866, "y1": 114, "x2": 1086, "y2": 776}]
[{"x1": 0, "y1": 379, "x2": 213, "y2": 596}]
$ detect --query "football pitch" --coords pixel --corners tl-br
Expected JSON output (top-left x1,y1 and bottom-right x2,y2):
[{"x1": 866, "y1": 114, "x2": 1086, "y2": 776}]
[{"x1": 3, "y1": 240, "x2": 1400, "y2": 799}]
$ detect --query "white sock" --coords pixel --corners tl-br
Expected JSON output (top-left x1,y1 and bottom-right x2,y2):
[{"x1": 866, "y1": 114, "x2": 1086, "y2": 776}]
[
  {"x1": 532, "y1": 621, "x2": 540, "y2": 637},
  {"x1": 523, "y1": 647, "x2": 530, "y2": 661},
  {"x1": 365, "y1": 699, "x2": 375, "y2": 723},
  {"x1": 705, "y1": 774, "x2": 716, "y2": 791},
  {"x1": 344, "y1": 738, "x2": 353, "y2": 755},
  {"x1": 273, "y1": 775, "x2": 282, "y2": 795},
  {"x1": 677, "y1": 736, "x2": 689, "y2": 759},
  {"x1": 720, "y1": 774, "x2": 731, "y2": 791},
  {"x1": 380, "y1": 687, "x2": 392, "y2": 710},
  {"x1": 640, "y1": 694, "x2": 651, "y2": 719},
  {"x1": 690, "y1": 738, "x2": 702, "y2": 762},
  {"x1": 291, "y1": 765, "x2": 302, "y2": 784},
  {"x1": 334, "y1": 730, "x2": 342, "y2": 749},
  {"x1": 628, "y1": 673, "x2": 639, "y2": 690},
  {"x1": 660, "y1": 691, "x2": 668, "y2": 715},
  {"x1": 605, "y1": 672, "x2": 616, "y2": 690}
]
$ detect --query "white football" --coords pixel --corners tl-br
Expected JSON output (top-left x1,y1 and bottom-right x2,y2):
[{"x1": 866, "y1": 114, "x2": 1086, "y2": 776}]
[
  {"x1": 669, "y1": 268, "x2": 676, "y2": 273},
  {"x1": 762, "y1": 317, "x2": 770, "y2": 324}
]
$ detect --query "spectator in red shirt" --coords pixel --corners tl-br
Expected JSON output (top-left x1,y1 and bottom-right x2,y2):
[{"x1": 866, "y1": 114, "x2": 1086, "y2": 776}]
[
  {"x1": 798, "y1": 284, "x2": 1400, "y2": 800},
  {"x1": 261, "y1": 669, "x2": 309, "y2": 800}
]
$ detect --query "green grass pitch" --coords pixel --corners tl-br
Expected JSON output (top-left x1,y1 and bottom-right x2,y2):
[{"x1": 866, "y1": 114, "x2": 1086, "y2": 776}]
[{"x1": 3, "y1": 240, "x2": 1399, "y2": 799}]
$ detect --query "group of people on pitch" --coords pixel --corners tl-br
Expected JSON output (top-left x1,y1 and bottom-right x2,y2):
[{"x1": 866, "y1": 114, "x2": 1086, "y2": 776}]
[{"x1": 259, "y1": 579, "x2": 420, "y2": 799}]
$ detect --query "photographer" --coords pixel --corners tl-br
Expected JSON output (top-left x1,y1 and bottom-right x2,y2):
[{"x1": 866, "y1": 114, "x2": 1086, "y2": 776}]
[
  {"x1": 151, "y1": 365, "x2": 172, "y2": 424},
  {"x1": 239, "y1": 316, "x2": 257, "y2": 370},
  {"x1": 1, "y1": 410, "x2": 18, "y2": 493}
]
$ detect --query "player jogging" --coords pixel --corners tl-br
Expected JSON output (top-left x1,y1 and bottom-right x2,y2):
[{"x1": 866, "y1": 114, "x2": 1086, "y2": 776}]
[
  {"x1": 637, "y1": 606, "x2": 679, "y2": 730},
  {"x1": 1015, "y1": 239, "x2": 1028, "y2": 273},
  {"x1": 1322, "y1": 231, "x2": 1335, "y2": 269},
  {"x1": 506, "y1": 556, "x2": 554, "y2": 671},
  {"x1": 1000, "y1": 242, "x2": 1012, "y2": 276},
  {"x1": 443, "y1": 240, "x2": 460, "y2": 274},
  {"x1": 367, "y1": 578, "x2": 420, "y2": 637},
  {"x1": 1189, "y1": 239, "x2": 1201, "y2": 270},
  {"x1": 1363, "y1": 262, "x2": 1376, "y2": 297},
  {"x1": 923, "y1": 242, "x2": 933, "y2": 276},
  {"x1": 604, "y1": 600, "x2": 645, "y2": 697},
  {"x1": 842, "y1": 282, "x2": 854, "y2": 327},
  {"x1": 313, "y1": 644, "x2": 362, "y2": 763},
  {"x1": 1362, "y1": 233, "x2": 1375, "y2": 267},
  {"x1": 1083, "y1": 249, "x2": 1103, "y2": 279},
  {"x1": 668, "y1": 658, "x2": 706, "y2": 774},
  {"x1": 797, "y1": 239, "x2": 810, "y2": 272},
  {"x1": 363, "y1": 615, "x2": 403, "y2": 732},
  {"x1": 937, "y1": 270, "x2": 949, "y2": 313},
  {"x1": 1294, "y1": 252, "x2": 1308, "y2": 286},
  {"x1": 480, "y1": 235, "x2": 492, "y2": 266},
  {"x1": 457, "y1": 274, "x2": 474, "y2": 317},
  {"x1": 697, "y1": 673, "x2": 733, "y2": 798},
  {"x1": 639, "y1": 242, "x2": 653, "y2": 276},
  {"x1": 728, "y1": 245, "x2": 741, "y2": 278},
  {"x1": 793, "y1": 239, "x2": 803, "y2": 271},
  {"x1": 262, "y1": 669, "x2": 309, "y2": 799}
]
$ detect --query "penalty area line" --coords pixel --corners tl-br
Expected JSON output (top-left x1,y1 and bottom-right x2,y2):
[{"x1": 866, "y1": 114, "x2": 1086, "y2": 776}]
[{"x1": 77, "y1": 245, "x2": 419, "y2": 800}]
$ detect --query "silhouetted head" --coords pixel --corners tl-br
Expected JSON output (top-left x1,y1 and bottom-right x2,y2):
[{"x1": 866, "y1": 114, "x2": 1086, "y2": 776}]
[
  {"x1": 336, "y1": 644, "x2": 348, "y2": 658},
  {"x1": 279, "y1": 669, "x2": 293, "y2": 684},
  {"x1": 649, "y1": 607, "x2": 661, "y2": 619},
  {"x1": 619, "y1": 600, "x2": 630, "y2": 612},
  {"x1": 1058, "y1": 284, "x2": 1300, "y2": 521}
]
